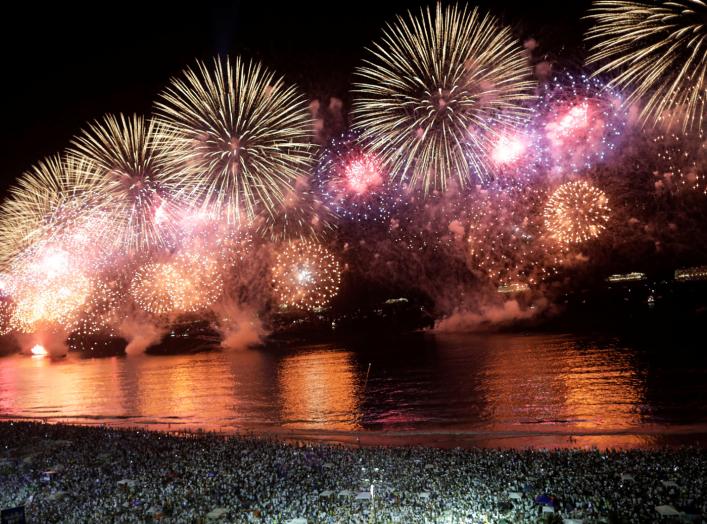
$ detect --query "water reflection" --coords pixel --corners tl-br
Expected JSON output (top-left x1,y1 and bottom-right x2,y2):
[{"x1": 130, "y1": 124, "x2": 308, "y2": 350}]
[
  {"x1": 0, "y1": 332, "x2": 706, "y2": 448},
  {"x1": 0, "y1": 355, "x2": 126, "y2": 420},
  {"x1": 278, "y1": 347, "x2": 362, "y2": 430},
  {"x1": 129, "y1": 356, "x2": 235, "y2": 429},
  {"x1": 478, "y1": 335, "x2": 572, "y2": 428},
  {"x1": 559, "y1": 344, "x2": 644, "y2": 429},
  {"x1": 478, "y1": 335, "x2": 646, "y2": 430}
]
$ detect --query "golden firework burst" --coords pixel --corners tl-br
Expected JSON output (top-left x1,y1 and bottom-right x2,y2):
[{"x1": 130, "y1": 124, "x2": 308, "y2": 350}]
[
  {"x1": 352, "y1": 2, "x2": 535, "y2": 192},
  {"x1": 586, "y1": 0, "x2": 707, "y2": 133}
]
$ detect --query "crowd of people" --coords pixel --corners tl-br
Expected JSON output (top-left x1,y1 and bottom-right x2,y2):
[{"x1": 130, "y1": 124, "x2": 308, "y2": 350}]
[{"x1": 1, "y1": 421, "x2": 705, "y2": 523}]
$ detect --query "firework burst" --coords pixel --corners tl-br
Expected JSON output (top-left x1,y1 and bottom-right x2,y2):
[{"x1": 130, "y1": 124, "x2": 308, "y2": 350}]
[
  {"x1": 352, "y1": 2, "x2": 535, "y2": 192},
  {"x1": 586, "y1": 0, "x2": 707, "y2": 133},
  {"x1": 314, "y1": 132, "x2": 404, "y2": 223},
  {"x1": 0, "y1": 155, "x2": 107, "y2": 269},
  {"x1": 544, "y1": 181, "x2": 611, "y2": 244},
  {"x1": 154, "y1": 56, "x2": 314, "y2": 227},
  {"x1": 130, "y1": 251, "x2": 224, "y2": 317},
  {"x1": 0, "y1": 295, "x2": 14, "y2": 336},
  {"x1": 68, "y1": 113, "x2": 185, "y2": 254},
  {"x1": 271, "y1": 239, "x2": 341, "y2": 311},
  {"x1": 255, "y1": 180, "x2": 335, "y2": 241},
  {"x1": 490, "y1": 133, "x2": 529, "y2": 168},
  {"x1": 69, "y1": 278, "x2": 122, "y2": 336},
  {"x1": 483, "y1": 127, "x2": 543, "y2": 188},
  {"x1": 10, "y1": 270, "x2": 92, "y2": 334},
  {"x1": 536, "y1": 73, "x2": 627, "y2": 174},
  {"x1": 467, "y1": 185, "x2": 563, "y2": 286}
]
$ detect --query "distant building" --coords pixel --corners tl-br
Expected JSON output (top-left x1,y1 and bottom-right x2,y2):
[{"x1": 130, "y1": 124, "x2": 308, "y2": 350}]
[
  {"x1": 606, "y1": 272, "x2": 647, "y2": 283},
  {"x1": 675, "y1": 266, "x2": 707, "y2": 282}
]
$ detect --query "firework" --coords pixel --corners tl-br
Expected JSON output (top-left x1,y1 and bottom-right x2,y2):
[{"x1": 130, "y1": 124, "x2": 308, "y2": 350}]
[
  {"x1": 66, "y1": 276, "x2": 124, "y2": 352},
  {"x1": 10, "y1": 270, "x2": 91, "y2": 333},
  {"x1": 314, "y1": 132, "x2": 404, "y2": 222},
  {"x1": 68, "y1": 113, "x2": 185, "y2": 254},
  {"x1": 0, "y1": 155, "x2": 106, "y2": 268},
  {"x1": 467, "y1": 185, "x2": 563, "y2": 286},
  {"x1": 256, "y1": 181, "x2": 335, "y2": 241},
  {"x1": 130, "y1": 251, "x2": 224, "y2": 317},
  {"x1": 536, "y1": 73, "x2": 626, "y2": 174},
  {"x1": 0, "y1": 297, "x2": 13, "y2": 336},
  {"x1": 544, "y1": 181, "x2": 611, "y2": 244},
  {"x1": 166, "y1": 212, "x2": 262, "y2": 296},
  {"x1": 170, "y1": 252, "x2": 224, "y2": 314},
  {"x1": 339, "y1": 154, "x2": 382, "y2": 195},
  {"x1": 352, "y1": 2, "x2": 535, "y2": 192},
  {"x1": 490, "y1": 133, "x2": 528, "y2": 167},
  {"x1": 154, "y1": 56, "x2": 314, "y2": 227},
  {"x1": 383, "y1": 187, "x2": 474, "y2": 257},
  {"x1": 271, "y1": 239, "x2": 341, "y2": 311},
  {"x1": 653, "y1": 130, "x2": 707, "y2": 194},
  {"x1": 3, "y1": 212, "x2": 120, "y2": 335},
  {"x1": 214, "y1": 229, "x2": 254, "y2": 276},
  {"x1": 68, "y1": 278, "x2": 122, "y2": 337},
  {"x1": 130, "y1": 262, "x2": 178, "y2": 316},
  {"x1": 586, "y1": 0, "x2": 707, "y2": 133}
]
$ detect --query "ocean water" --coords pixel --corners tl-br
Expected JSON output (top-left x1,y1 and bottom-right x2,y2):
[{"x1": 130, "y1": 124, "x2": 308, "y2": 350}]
[{"x1": 2, "y1": 332, "x2": 706, "y2": 449}]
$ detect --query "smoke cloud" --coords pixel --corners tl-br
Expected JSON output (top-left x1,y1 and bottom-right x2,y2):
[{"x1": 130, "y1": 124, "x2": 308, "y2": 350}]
[
  {"x1": 117, "y1": 316, "x2": 166, "y2": 356},
  {"x1": 211, "y1": 298, "x2": 267, "y2": 350},
  {"x1": 434, "y1": 297, "x2": 550, "y2": 332}
]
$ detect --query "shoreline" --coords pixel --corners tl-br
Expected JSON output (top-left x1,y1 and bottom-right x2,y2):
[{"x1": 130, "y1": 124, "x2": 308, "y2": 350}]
[{"x1": 3, "y1": 416, "x2": 706, "y2": 451}]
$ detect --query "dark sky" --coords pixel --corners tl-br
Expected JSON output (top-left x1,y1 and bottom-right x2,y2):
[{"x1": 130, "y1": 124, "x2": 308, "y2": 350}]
[{"x1": 0, "y1": 1, "x2": 592, "y2": 191}]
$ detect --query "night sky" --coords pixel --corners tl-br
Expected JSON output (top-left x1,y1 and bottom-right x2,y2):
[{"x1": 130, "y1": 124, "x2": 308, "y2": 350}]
[{"x1": 2, "y1": 1, "x2": 592, "y2": 193}]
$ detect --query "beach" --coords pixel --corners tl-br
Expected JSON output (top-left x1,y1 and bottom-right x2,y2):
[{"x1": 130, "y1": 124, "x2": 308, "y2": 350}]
[{"x1": 1, "y1": 421, "x2": 705, "y2": 523}]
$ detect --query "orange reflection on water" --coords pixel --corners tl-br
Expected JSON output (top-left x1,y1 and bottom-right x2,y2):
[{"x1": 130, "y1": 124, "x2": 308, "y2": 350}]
[
  {"x1": 480, "y1": 335, "x2": 569, "y2": 427},
  {"x1": 558, "y1": 344, "x2": 645, "y2": 447},
  {"x1": 125, "y1": 355, "x2": 237, "y2": 431},
  {"x1": 480, "y1": 335, "x2": 646, "y2": 445},
  {"x1": 278, "y1": 348, "x2": 362, "y2": 431},
  {"x1": 0, "y1": 354, "x2": 124, "y2": 420}
]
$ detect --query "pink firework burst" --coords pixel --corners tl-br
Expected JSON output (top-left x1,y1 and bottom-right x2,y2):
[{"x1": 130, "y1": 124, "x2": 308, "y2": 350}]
[
  {"x1": 491, "y1": 133, "x2": 528, "y2": 167},
  {"x1": 536, "y1": 73, "x2": 626, "y2": 174},
  {"x1": 342, "y1": 154, "x2": 383, "y2": 196}
]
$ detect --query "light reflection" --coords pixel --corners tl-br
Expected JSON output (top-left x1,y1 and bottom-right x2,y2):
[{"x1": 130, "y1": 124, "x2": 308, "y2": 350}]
[
  {"x1": 558, "y1": 345, "x2": 644, "y2": 447},
  {"x1": 1, "y1": 353, "x2": 114, "y2": 420},
  {"x1": 278, "y1": 349, "x2": 362, "y2": 430},
  {"x1": 479, "y1": 335, "x2": 569, "y2": 427},
  {"x1": 128, "y1": 355, "x2": 237, "y2": 431},
  {"x1": 0, "y1": 333, "x2": 699, "y2": 450},
  {"x1": 479, "y1": 335, "x2": 646, "y2": 447}
]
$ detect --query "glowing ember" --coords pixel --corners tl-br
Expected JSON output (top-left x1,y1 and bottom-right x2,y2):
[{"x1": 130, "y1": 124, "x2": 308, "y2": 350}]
[{"x1": 30, "y1": 344, "x2": 48, "y2": 356}]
